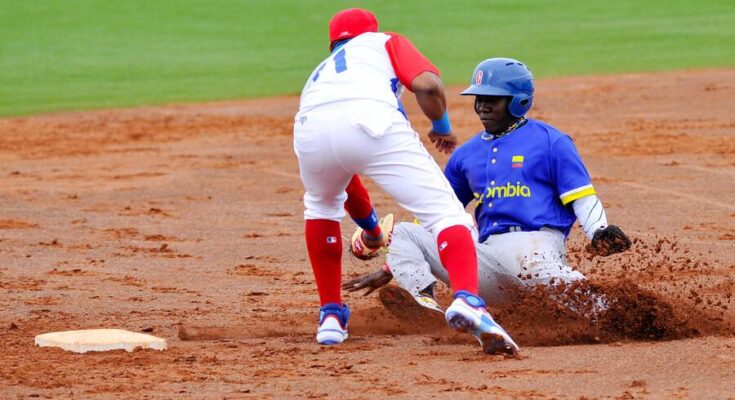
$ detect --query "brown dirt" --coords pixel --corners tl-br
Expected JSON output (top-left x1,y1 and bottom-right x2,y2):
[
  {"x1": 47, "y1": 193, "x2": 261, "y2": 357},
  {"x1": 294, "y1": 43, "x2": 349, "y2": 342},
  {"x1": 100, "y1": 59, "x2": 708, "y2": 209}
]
[{"x1": 1, "y1": 68, "x2": 735, "y2": 399}]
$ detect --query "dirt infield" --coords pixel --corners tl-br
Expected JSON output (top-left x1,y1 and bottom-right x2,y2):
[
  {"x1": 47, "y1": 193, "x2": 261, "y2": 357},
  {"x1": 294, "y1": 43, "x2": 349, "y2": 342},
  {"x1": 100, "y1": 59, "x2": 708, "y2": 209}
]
[{"x1": 1, "y1": 69, "x2": 734, "y2": 399}]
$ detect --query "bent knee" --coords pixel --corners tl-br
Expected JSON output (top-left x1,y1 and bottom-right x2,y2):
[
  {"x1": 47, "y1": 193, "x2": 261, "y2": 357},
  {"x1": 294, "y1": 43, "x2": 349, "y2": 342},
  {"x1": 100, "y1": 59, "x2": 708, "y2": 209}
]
[
  {"x1": 425, "y1": 214, "x2": 475, "y2": 238},
  {"x1": 393, "y1": 221, "x2": 426, "y2": 238},
  {"x1": 304, "y1": 192, "x2": 347, "y2": 221},
  {"x1": 519, "y1": 261, "x2": 586, "y2": 286}
]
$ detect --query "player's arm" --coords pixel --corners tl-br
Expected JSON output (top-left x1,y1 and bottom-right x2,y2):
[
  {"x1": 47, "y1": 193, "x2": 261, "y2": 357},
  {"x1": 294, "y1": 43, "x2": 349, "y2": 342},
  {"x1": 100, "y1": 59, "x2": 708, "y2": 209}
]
[
  {"x1": 342, "y1": 264, "x2": 392, "y2": 295},
  {"x1": 551, "y1": 136, "x2": 631, "y2": 256},
  {"x1": 412, "y1": 73, "x2": 456, "y2": 154},
  {"x1": 571, "y1": 195, "x2": 607, "y2": 239},
  {"x1": 444, "y1": 151, "x2": 474, "y2": 207},
  {"x1": 385, "y1": 34, "x2": 456, "y2": 154},
  {"x1": 572, "y1": 196, "x2": 631, "y2": 256}
]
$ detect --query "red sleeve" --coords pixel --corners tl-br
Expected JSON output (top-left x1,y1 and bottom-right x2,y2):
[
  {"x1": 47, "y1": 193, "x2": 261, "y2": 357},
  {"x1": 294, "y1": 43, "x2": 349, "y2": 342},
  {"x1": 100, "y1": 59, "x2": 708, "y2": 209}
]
[{"x1": 384, "y1": 33, "x2": 440, "y2": 91}]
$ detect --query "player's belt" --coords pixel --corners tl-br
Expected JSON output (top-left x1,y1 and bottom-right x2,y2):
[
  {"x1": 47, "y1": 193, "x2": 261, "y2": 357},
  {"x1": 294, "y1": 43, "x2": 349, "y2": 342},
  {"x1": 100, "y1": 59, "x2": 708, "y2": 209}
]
[{"x1": 505, "y1": 226, "x2": 563, "y2": 236}]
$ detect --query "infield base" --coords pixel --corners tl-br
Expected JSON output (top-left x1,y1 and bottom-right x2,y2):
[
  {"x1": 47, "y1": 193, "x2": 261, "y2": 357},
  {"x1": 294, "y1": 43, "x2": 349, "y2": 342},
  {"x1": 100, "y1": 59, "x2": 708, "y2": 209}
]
[{"x1": 35, "y1": 329, "x2": 167, "y2": 353}]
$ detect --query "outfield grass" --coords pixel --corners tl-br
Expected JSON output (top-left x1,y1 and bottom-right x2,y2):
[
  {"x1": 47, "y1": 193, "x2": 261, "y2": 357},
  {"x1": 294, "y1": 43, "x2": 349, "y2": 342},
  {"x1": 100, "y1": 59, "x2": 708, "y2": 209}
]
[{"x1": 1, "y1": 0, "x2": 733, "y2": 117}]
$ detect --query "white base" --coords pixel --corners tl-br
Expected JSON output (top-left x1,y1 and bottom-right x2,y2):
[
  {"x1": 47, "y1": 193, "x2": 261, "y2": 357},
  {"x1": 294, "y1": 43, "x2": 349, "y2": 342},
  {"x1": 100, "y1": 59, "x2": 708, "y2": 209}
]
[{"x1": 35, "y1": 329, "x2": 167, "y2": 353}]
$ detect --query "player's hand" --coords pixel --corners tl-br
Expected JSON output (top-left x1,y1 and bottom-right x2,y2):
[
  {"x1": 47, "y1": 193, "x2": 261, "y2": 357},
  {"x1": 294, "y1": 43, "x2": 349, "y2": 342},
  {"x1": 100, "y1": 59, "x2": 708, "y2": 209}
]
[
  {"x1": 428, "y1": 131, "x2": 457, "y2": 154},
  {"x1": 342, "y1": 268, "x2": 392, "y2": 296},
  {"x1": 586, "y1": 225, "x2": 632, "y2": 257}
]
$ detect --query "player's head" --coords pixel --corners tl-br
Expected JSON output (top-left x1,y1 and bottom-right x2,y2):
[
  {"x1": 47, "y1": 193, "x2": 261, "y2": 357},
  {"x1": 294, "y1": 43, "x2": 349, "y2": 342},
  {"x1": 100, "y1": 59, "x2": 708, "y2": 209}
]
[
  {"x1": 461, "y1": 58, "x2": 534, "y2": 119},
  {"x1": 328, "y1": 8, "x2": 378, "y2": 50}
]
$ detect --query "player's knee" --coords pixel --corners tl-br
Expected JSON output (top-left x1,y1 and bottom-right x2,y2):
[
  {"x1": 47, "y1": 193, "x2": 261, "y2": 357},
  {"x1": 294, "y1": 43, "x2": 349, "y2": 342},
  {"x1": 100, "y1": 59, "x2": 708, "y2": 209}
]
[
  {"x1": 393, "y1": 222, "x2": 424, "y2": 238},
  {"x1": 425, "y1": 213, "x2": 475, "y2": 238},
  {"x1": 519, "y1": 261, "x2": 586, "y2": 286},
  {"x1": 390, "y1": 222, "x2": 430, "y2": 254},
  {"x1": 304, "y1": 193, "x2": 347, "y2": 221}
]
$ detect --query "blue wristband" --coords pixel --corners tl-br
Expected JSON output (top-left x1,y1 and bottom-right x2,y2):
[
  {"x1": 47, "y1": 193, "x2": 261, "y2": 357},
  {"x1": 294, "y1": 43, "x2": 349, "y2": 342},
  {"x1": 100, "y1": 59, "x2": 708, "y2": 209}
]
[
  {"x1": 431, "y1": 111, "x2": 451, "y2": 136},
  {"x1": 352, "y1": 208, "x2": 379, "y2": 231}
]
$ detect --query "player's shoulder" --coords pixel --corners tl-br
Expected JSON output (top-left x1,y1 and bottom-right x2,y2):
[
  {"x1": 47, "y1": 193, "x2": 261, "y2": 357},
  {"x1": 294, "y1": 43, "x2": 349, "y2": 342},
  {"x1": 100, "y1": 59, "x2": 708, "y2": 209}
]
[
  {"x1": 383, "y1": 31, "x2": 406, "y2": 40},
  {"x1": 451, "y1": 131, "x2": 486, "y2": 158},
  {"x1": 524, "y1": 118, "x2": 572, "y2": 143},
  {"x1": 350, "y1": 31, "x2": 392, "y2": 45}
]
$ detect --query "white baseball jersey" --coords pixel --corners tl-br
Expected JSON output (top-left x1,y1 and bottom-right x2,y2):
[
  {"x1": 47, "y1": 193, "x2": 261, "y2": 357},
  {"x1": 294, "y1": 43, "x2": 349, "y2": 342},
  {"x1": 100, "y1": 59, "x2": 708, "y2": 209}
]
[
  {"x1": 298, "y1": 32, "x2": 439, "y2": 114},
  {"x1": 293, "y1": 32, "x2": 474, "y2": 236}
]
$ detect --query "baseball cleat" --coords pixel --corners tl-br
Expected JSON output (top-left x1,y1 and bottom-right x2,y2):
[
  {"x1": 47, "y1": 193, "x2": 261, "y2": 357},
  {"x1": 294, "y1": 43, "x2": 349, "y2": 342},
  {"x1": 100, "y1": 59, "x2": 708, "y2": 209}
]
[
  {"x1": 350, "y1": 213, "x2": 394, "y2": 260},
  {"x1": 379, "y1": 285, "x2": 445, "y2": 322},
  {"x1": 316, "y1": 303, "x2": 350, "y2": 345},
  {"x1": 445, "y1": 291, "x2": 519, "y2": 356},
  {"x1": 414, "y1": 293, "x2": 445, "y2": 314}
]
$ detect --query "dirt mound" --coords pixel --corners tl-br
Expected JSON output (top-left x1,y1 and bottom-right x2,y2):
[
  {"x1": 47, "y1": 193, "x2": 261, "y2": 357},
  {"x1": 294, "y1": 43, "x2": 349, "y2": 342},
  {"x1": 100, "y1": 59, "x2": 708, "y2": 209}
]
[
  {"x1": 178, "y1": 277, "x2": 732, "y2": 348},
  {"x1": 491, "y1": 279, "x2": 733, "y2": 347}
]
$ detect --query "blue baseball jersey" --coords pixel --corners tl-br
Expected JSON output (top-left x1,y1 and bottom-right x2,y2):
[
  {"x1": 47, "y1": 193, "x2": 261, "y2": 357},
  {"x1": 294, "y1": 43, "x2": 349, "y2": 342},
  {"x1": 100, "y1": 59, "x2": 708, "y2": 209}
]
[{"x1": 445, "y1": 119, "x2": 595, "y2": 242}]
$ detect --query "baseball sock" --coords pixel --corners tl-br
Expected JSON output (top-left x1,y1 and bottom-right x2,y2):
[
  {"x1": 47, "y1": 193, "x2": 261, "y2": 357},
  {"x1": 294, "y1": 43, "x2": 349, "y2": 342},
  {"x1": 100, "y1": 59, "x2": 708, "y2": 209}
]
[
  {"x1": 436, "y1": 225, "x2": 479, "y2": 295},
  {"x1": 344, "y1": 175, "x2": 382, "y2": 240},
  {"x1": 305, "y1": 219, "x2": 343, "y2": 306}
]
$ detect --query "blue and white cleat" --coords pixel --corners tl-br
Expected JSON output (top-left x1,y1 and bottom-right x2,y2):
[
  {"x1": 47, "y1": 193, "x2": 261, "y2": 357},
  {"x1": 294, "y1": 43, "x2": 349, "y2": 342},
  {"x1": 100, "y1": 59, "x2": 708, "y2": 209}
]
[
  {"x1": 316, "y1": 303, "x2": 351, "y2": 345},
  {"x1": 445, "y1": 291, "x2": 519, "y2": 356}
]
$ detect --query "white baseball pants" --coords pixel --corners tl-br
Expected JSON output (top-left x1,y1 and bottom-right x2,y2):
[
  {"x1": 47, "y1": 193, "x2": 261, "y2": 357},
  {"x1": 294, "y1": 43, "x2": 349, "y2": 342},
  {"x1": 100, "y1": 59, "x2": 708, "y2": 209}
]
[
  {"x1": 387, "y1": 222, "x2": 586, "y2": 305},
  {"x1": 293, "y1": 101, "x2": 474, "y2": 236}
]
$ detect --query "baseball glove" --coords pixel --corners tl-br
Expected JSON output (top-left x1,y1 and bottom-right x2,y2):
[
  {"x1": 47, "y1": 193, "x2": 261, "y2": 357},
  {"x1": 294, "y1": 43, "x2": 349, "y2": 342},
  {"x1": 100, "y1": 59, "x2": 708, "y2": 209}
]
[{"x1": 586, "y1": 225, "x2": 632, "y2": 257}]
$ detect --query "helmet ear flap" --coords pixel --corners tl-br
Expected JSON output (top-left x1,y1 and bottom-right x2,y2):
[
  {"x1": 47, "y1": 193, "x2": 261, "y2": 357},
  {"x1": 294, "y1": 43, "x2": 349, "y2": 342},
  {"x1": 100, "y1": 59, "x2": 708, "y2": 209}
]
[{"x1": 508, "y1": 94, "x2": 533, "y2": 118}]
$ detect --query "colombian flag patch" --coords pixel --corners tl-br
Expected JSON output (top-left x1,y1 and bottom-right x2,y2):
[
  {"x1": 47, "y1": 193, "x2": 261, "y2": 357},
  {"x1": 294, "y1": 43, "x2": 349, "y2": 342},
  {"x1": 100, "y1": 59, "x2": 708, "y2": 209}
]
[{"x1": 512, "y1": 155, "x2": 524, "y2": 168}]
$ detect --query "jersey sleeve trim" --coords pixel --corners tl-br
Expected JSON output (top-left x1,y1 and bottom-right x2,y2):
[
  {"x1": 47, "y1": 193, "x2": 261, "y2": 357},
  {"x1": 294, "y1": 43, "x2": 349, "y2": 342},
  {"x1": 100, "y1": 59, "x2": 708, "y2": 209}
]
[
  {"x1": 384, "y1": 33, "x2": 440, "y2": 91},
  {"x1": 560, "y1": 184, "x2": 596, "y2": 205}
]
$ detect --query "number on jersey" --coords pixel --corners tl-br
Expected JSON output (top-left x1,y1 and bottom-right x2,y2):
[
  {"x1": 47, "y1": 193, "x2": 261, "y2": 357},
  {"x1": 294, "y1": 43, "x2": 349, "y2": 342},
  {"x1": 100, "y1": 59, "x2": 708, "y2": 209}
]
[{"x1": 312, "y1": 49, "x2": 348, "y2": 82}]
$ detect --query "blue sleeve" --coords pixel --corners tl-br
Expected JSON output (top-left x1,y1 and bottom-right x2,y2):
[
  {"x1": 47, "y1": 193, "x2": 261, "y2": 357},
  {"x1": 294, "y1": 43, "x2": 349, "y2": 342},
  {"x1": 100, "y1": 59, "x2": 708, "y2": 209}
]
[
  {"x1": 550, "y1": 136, "x2": 595, "y2": 205},
  {"x1": 444, "y1": 151, "x2": 474, "y2": 207}
]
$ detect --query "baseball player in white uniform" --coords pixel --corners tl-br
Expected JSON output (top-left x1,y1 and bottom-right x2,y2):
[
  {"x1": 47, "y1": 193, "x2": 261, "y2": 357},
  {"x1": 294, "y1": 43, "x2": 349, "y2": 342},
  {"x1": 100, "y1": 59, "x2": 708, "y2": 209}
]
[
  {"x1": 294, "y1": 9, "x2": 519, "y2": 355},
  {"x1": 344, "y1": 58, "x2": 632, "y2": 318}
]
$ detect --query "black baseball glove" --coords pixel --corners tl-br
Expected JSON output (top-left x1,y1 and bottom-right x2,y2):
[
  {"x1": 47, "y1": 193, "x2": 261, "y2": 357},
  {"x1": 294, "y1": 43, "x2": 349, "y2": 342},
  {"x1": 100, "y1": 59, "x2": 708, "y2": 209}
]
[{"x1": 587, "y1": 225, "x2": 632, "y2": 257}]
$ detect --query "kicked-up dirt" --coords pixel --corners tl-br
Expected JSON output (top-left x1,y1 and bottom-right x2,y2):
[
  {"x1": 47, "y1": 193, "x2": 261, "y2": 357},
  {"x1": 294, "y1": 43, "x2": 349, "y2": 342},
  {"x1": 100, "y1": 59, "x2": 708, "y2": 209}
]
[{"x1": 1, "y1": 68, "x2": 734, "y2": 399}]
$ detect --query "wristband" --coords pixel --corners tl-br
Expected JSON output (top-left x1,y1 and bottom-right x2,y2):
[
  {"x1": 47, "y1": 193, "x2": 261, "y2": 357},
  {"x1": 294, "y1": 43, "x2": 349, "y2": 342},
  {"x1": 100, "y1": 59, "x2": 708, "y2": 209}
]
[
  {"x1": 431, "y1": 111, "x2": 452, "y2": 136},
  {"x1": 352, "y1": 208, "x2": 379, "y2": 232}
]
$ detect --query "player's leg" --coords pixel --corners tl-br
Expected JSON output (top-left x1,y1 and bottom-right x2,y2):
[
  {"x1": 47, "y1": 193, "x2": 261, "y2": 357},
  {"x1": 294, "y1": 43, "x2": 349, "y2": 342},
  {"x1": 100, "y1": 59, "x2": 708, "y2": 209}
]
[
  {"x1": 386, "y1": 222, "x2": 444, "y2": 296},
  {"x1": 358, "y1": 120, "x2": 518, "y2": 355},
  {"x1": 344, "y1": 175, "x2": 394, "y2": 259},
  {"x1": 387, "y1": 222, "x2": 528, "y2": 306},
  {"x1": 491, "y1": 230, "x2": 606, "y2": 316},
  {"x1": 524, "y1": 229, "x2": 586, "y2": 285},
  {"x1": 474, "y1": 241, "x2": 526, "y2": 306},
  {"x1": 294, "y1": 110, "x2": 356, "y2": 345},
  {"x1": 483, "y1": 229, "x2": 585, "y2": 288},
  {"x1": 480, "y1": 230, "x2": 604, "y2": 316},
  {"x1": 359, "y1": 125, "x2": 477, "y2": 295},
  {"x1": 344, "y1": 175, "x2": 381, "y2": 238}
]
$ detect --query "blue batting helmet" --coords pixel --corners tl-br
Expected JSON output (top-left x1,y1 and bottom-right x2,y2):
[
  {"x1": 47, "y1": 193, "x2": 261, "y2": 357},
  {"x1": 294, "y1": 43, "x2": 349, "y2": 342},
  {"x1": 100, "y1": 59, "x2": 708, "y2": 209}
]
[{"x1": 461, "y1": 58, "x2": 534, "y2": 117}]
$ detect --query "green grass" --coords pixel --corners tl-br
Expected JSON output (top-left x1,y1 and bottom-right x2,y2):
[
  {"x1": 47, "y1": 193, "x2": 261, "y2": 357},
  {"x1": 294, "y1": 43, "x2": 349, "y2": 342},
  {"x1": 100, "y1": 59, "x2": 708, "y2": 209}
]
[{"x1": 1, "y1": 0, "x2": 734, "y2": 116}]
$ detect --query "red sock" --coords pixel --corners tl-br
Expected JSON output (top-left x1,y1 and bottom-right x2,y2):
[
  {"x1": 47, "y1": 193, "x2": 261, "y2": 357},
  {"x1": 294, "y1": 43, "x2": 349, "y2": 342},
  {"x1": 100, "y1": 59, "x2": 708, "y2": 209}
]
[
  {"x1": 305, "y1": 219, "x2": 343, "y2": 306},
  {"x1": 436, "y1": 225, "x2": 478, "y2": 295},
  {"x1": 344, "y1": 175, "x2": 381, "y2": 238}
]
